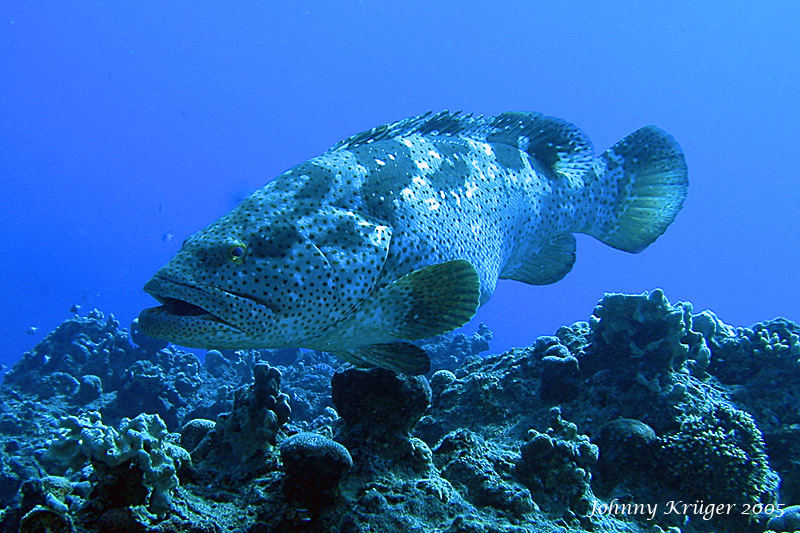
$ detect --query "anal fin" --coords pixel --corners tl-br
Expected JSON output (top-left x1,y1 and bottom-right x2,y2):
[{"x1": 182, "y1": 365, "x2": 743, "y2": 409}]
[
  {"x1": 336, "y1": 342, "x2": 431, "y2": 375},
  {"x1": 502, "y1": 234, "x2": 576, "y2": 285}
]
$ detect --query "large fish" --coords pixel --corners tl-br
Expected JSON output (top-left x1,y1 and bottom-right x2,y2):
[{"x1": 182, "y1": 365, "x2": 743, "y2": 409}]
[{"x1": 139, "y1": 111, "x2": 687, "y2": 374}]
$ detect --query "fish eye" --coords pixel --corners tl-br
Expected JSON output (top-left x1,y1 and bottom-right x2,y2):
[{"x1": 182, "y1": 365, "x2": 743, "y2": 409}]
[{"x1": 229, "y1": 243, "x2": 247, "y2": 263}]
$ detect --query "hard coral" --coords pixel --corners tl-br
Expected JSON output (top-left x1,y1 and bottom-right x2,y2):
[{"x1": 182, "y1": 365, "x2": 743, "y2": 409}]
[
  {"x1": 3, "y1": 310, "x2": 137, "y2": 398},
  {"x1": 420, "y1": 322, "x2": 493, "y2": 371},
  {"x1": 179, "y1": 418, "x2": 216, "y2": 454},
  {"x1": 213, "y1": 363, "x2": 290, "y2": 461},
  {"x1": 516, "y1": 407, "x2": 598, "y2": 516},
  {"x1": 18, "y1": 475, "x2": 75, "y2": 533},
  {"x1": 189, "y1": 362, "x2": 290, "y2": 482},
  {"x1": 280, "y1": 431, "x2": 352, "y2": 504},
  {"x1": 45, "y1": 411, "x2": 189, "y2": 517},
  {"x1": 587, "y1": 289, "x2": 709, "y2": 379},
  {"x1": 594, "y1": 418, "x2": 657, "y2": 493},
  {"x1": 538, "y1": 341, "x2": 581, "y2": 403},
  {"x1": 766, "y1": 504, "x2": 800, "y2": 532},
  {"x1": 331, "y1": 367, "x2": 433, "y2": 474},
  {"x1": 658, "y1": 402, "x2": 779, "y2": 513}
]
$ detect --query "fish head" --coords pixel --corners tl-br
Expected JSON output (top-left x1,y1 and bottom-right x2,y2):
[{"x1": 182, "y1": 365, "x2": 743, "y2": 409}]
[{"x1": 138, "y1": 193, "x2": 392, "y2": 349}]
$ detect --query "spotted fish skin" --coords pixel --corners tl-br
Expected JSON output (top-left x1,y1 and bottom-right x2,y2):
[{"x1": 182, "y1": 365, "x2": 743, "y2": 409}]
[{"x1": 139, "y1": 111, "x2": 688, "y2": 374}]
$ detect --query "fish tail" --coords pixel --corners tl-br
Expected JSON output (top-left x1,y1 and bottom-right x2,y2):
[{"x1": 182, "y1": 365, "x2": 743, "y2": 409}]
[{"x1": 587, "y1": 125, "x2": 688, "y2": 253}]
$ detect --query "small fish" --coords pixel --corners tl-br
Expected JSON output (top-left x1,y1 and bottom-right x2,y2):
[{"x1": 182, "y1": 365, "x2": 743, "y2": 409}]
[{"x1": 139, "y1": 111, "x2": 687, "y2": 374}]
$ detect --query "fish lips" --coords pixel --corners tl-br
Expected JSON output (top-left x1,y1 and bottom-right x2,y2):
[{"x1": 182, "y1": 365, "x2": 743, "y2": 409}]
[{"x1": 139, "y1": 275, "x2": 273, "y2": 344}]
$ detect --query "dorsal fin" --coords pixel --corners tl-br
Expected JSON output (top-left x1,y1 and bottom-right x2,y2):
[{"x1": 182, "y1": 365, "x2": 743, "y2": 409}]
[{"x1": 328, "y1": 111, "x2": 595, "y2": 185}]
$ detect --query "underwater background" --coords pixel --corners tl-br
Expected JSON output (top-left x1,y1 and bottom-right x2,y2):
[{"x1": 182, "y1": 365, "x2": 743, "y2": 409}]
[
  {"x1": 2, "y1": 3, "x2": 800, "y2": 533},
  {"x1": 1, "y1": 1, "x2": 798, "y2": 369}
]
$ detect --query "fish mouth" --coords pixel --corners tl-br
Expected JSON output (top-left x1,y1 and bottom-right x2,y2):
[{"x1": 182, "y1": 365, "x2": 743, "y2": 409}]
[
  {"x1": 139, "y1": 275, "x2": 268, "y2": 345},
  {"x1": 148, "y1": 295, "x2": 236, "y2": 328}
]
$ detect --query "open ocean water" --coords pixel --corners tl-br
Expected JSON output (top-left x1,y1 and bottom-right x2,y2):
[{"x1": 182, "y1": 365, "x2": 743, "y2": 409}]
[{"x1": 1, "y1": 2, "x2": 798, "y2": 368}]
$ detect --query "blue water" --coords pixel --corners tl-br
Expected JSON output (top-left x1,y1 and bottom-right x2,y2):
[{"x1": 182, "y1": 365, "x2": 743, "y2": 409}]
[{"x1": 1, "y1": 2, "x2": 798, "y2": 369}]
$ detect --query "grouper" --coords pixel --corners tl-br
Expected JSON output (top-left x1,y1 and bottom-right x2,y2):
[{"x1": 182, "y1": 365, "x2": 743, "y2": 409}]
[{"x1": 139, "y1": 111, "x2": 687, "y2": 374}]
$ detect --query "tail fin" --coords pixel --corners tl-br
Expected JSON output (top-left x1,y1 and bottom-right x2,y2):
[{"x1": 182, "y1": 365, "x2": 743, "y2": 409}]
[{"x1": 588, "y1": 125, "x2": 688, "y2": 253}]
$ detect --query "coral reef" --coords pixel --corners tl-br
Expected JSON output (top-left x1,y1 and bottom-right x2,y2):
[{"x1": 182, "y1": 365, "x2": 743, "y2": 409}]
[
  {"x1": 44, "y1": 411, "x2": 189, "y2": 517},
  {"x1": 658, "y1": 402, "x2": 779, "y2": 512},
  {"x1": 419, "y1": 322, "x2": 493, "y2": 371},
  {"x1": 0, "y1": 291, "x2": 798, "y2": 533},
  {"x1": 516, "y1": 407, "x2": 598, "y2": 517},
  {"x1": 190, "y1": 362, "x2": 290, "y2": 479},
  {"x1": 279, "y1": 431, "x2": 352, "y2": 504}
]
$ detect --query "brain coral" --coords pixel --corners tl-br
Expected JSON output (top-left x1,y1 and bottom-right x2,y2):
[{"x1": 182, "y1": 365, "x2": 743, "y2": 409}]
[{"x1": 279, "y1": 431, "x2": 352, "y2": 504}]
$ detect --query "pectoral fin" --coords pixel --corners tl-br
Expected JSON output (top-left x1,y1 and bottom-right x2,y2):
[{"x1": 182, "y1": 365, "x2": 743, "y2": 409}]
[
  {"x1": 323, "y1": 259, "x2": 479, "y2": 375},
  {"x1": 378, "y1": 259, "x2": 480, "y2": 339}
]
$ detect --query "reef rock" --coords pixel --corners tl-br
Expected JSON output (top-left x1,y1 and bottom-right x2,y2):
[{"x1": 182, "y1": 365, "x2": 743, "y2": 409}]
[{"x1": 332, "y1": 366, "x2": 431, "y2": 440}]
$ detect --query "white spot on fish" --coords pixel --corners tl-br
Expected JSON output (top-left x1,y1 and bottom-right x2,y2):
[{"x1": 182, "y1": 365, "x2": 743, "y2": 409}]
[
  {"x1": 387, "y1": 154, "x2": 396, "y2": 160},
  {"x1": 425, "y1": 198, "x2": 441, "y2": 210},
  {"x1": 402, "y1": 138, "x2": 413, "y2": 148},
  {"x1": 401, "y1": 187, "x2": 414, "y2": 199},
  {"x1": 465, "y1": 181, "x2": 478, "y2": 198},
  {"x1": 450, "y1": 190, "x2": 461, "y2": 206},
  {"x1": 375, "y1": 158, "x2": 386, "y2": 166}
]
